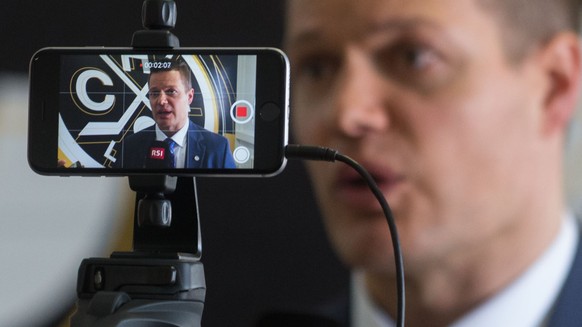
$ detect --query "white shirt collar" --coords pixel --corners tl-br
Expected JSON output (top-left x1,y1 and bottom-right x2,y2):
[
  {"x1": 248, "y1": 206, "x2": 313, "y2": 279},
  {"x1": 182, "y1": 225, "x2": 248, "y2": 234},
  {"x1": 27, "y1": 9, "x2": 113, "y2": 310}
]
[
  {"x1": 352, "y1": 212, "x2": 579, "y2": 327},
  {"x1": 155, "y1": 120, "x2": 189, "y2": 147},
  {"x1": 155, "y1": 121, "x2": 189, "y2": 168}
]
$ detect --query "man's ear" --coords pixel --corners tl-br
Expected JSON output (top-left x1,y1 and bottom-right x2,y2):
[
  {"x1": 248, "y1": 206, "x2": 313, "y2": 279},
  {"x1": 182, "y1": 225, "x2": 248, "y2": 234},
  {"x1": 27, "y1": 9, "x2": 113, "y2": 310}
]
[
  {"x1": 540, "y1": 32, "x2": 582, "y2": 135},
  {"x1": 187, "y1": 87, "x2": 195, "y2": 105}
]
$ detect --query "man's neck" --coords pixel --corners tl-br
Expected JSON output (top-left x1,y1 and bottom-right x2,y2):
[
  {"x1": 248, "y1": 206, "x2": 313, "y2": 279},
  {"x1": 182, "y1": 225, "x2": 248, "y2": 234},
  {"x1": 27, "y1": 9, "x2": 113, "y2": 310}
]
[
  {"x1": 156, "y1": 120, "x2": 189, "y2": 142},
  {"x1": 364, "y1": 211, "x2": 565, "y2": 327}
]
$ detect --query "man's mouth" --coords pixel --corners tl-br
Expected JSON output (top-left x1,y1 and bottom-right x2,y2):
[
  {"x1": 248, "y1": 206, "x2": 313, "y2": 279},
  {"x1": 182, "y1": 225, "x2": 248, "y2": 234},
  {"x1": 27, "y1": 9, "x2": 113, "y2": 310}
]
[
  {"x1": 335, "y1": 164, "x2": 405, "y2": 210},
  {"x1": 157, "y1": 109, "x2": 173, "y2": 118}
]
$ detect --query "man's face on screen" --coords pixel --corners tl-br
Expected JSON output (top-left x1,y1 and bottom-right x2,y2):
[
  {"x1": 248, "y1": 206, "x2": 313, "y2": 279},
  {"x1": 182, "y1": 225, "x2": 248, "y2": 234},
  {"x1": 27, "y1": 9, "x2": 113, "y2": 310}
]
[{"x1": 148, "y1": 70, "x2": 194, "y2": 137}]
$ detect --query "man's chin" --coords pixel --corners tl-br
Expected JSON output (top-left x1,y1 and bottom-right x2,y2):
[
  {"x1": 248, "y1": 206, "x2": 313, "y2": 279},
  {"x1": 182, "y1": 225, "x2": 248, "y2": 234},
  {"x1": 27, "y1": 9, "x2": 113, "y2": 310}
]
[
  {"x1": 341, "y1": 243, "x2": 396, "y2": 272},
  {"x1": 330, "y1": 219, "x2": 395, "y2": 265},
  {"x1": 155, "y1": 122, "x2": 176, "y2": 133}
]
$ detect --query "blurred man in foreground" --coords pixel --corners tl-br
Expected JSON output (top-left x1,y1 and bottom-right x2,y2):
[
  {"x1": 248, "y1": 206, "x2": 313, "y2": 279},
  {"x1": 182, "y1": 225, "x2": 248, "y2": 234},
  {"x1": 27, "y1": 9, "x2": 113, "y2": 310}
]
[{"x1": 280, "y1": 0, "x2": 582, "y2": 326}]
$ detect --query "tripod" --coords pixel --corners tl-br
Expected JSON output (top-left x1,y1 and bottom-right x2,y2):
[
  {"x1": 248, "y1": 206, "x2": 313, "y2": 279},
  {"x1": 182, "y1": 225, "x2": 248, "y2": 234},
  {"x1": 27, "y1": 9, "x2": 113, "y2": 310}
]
[{"x1": 70, "y1": 2, "x2": 205, "y2": 326}]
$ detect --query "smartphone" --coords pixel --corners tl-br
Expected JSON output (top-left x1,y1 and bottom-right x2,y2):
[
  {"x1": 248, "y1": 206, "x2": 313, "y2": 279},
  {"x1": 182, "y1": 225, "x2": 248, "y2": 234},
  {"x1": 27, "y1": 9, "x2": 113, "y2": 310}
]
[{"x1": 28, "y1": 47, "x2": 289, "y2": 176}]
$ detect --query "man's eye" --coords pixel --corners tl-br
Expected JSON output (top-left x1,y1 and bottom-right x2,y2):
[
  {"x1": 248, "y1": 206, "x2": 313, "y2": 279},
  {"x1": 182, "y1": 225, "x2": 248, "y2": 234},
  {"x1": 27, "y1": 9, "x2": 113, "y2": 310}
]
[
  {"x1": 402, "y1": 47, "x2": 437, "y2": 70},
  {"x1": 304, "y1": 59, "x2": 335, "y2": 80},
  {"x1": 295, "y1": 54, "x2": 341, "y2": 83},
  {"x1": 165, "y1": 89, "x2": 178, "y2": 96},
  {"x1": 148, "y1": 89, "x2": 179, "y2": 98},
  {"x1": 377, "y1": 44, "x2": 439, "y2": 75},
  {"x1": 373, "y1": 41, "x2": 450, "y2": 92}
]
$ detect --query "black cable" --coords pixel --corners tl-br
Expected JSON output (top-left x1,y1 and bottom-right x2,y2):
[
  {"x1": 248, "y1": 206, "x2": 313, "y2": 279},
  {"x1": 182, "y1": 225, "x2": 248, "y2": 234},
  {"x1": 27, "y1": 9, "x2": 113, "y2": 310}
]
[{"x1": 285, "y1": 144, "x2": 405, "y2": 327}]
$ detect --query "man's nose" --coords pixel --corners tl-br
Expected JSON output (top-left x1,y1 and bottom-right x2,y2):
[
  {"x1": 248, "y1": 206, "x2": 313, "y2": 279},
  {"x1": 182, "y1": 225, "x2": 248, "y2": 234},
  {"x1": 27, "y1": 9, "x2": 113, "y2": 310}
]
[
  {"x1": 158, "y1": 92, "x2": 169, "y2": 105},
  {"x1": 333, "y1": 47, "x2": 389, "y2": 138}
]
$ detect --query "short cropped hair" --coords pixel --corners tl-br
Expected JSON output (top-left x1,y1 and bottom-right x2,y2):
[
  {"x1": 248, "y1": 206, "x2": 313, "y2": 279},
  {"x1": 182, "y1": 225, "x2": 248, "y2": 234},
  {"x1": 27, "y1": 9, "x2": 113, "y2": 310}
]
[
  {"x1": 477, "y1": 0, "x2": 581, "y2": 61},
  {"x1": 149, "y1": 57, "x2": 193, "y2": 90}
]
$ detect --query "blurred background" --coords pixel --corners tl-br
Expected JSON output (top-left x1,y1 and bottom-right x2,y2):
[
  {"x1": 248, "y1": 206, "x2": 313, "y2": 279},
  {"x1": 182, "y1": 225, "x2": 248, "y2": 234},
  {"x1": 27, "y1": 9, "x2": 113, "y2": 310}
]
[
  {"x1": 2, "y1": 1, "x2": 582, "y2": 326},
  {"x1": 0, "y1": 1, "x2": 348, "y2": 326}
]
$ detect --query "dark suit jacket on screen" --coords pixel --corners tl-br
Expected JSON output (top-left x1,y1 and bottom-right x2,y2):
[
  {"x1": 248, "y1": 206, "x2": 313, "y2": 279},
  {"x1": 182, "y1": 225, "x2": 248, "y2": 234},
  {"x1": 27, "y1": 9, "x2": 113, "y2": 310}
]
[{"x1": 118, "y1": 120, "x2": 236, "y2": 169}]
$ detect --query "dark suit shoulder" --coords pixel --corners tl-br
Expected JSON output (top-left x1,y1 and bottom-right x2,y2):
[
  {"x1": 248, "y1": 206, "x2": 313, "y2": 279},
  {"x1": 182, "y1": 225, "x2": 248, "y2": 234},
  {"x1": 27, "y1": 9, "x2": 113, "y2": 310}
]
[
  {"x1": 187, "y1": 121, "x2": 230, "y2": 144},
  {"x1": 546, "y1": 223, "x2": 582, "y2": 327},
  {"x1": 124, "y1": 125, "x2": 156, "y2": 143},
  {"x1": 115, "y1": 125, "x2": 156, "y2": 168}
]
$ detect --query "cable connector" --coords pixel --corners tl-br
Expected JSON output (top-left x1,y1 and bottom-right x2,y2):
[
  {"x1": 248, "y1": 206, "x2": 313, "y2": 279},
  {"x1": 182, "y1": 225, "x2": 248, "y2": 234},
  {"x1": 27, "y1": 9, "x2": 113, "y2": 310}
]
[{"x1": 284, "y1": 144, "x2": 339, "y2": 162}]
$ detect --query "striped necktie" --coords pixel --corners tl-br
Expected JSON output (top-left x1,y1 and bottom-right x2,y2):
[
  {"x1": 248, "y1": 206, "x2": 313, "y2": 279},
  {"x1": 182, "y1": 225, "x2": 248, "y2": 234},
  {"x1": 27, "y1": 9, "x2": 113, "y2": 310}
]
[{"x1": 164, "y1": 138, "x2": 177, "y2": 168}]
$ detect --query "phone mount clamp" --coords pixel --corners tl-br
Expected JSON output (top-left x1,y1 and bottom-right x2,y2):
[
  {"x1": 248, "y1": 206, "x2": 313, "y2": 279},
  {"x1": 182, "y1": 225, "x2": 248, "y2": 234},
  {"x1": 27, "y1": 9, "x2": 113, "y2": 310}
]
[
  {"x1": 70, "y1": 1, "x2": 205, "y2": 326},
  {"x1": 132, "y1": 0, "x2": 180, "y2": 48}
]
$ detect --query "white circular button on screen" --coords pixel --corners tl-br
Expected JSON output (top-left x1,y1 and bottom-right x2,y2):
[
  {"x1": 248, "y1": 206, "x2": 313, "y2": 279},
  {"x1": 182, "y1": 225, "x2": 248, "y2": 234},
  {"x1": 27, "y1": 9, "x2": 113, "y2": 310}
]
[{"x1": 233, "y1": 146, "x2": 251, "y2": 164}]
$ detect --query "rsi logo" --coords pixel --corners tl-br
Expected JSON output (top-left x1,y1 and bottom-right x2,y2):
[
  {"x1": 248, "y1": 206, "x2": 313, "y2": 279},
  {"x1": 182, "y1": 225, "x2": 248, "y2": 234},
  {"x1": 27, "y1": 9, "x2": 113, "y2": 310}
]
[{"x1": 150, "y1": 147, "x2": 166, "y2": 160}]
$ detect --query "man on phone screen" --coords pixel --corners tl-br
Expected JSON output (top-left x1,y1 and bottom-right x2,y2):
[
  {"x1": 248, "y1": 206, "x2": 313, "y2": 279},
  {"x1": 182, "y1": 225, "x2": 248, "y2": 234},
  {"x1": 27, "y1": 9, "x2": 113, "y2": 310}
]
[{"x1": 117, "y1": 59, "x2": 236, "y2": 169}]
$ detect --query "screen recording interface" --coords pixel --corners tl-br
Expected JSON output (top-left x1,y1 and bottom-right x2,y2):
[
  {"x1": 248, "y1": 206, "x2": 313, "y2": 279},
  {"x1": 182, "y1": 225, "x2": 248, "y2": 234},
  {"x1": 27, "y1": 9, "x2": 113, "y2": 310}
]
[{"x1": 57, "y1": 54, "x2": 257, "y2": 169}]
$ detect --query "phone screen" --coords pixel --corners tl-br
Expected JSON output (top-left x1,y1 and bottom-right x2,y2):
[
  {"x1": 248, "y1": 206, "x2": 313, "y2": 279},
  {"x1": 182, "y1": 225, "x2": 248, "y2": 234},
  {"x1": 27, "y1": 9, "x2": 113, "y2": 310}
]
[{"x1": 29, "y1": 48, "x2": 289, "y2": 176}]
